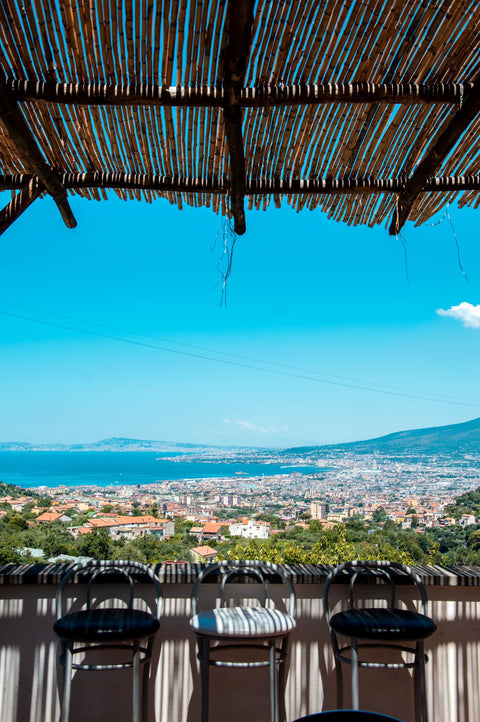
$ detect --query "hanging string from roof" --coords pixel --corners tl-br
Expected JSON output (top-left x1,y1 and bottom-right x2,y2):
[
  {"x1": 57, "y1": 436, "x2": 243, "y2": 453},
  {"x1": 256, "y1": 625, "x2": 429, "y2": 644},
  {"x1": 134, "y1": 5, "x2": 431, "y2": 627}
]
[
  {"x1": 396, "y1": 232, "x2": 410, "y2": 285},
  {"x1": 212, "y1": 214, "x2": 237, "y2": 306},
  {"x1": 424, "y1": 203, "x2": 469, "y2": 283}
]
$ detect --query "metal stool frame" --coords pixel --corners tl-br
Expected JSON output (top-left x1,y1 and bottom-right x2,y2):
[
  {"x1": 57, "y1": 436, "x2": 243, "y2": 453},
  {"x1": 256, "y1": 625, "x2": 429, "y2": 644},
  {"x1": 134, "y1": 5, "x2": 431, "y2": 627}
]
[
  {"x1": 323, "y1": 560, "x2": 435, "y2": 722},
  {"x1": 54, "y1": 559, "x2": 163, "y2": 722},
  {"x1": 292, "y1": 711, "x2": 405, "y2": 722},
  {"x1": 190, "y1": 559, "x2": 296, "y2": 722}
]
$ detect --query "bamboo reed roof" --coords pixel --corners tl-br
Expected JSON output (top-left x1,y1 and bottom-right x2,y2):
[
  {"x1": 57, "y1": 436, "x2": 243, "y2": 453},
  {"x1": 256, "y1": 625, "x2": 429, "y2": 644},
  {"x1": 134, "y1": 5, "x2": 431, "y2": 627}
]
[{"x1": 1, "y1": 0, "x2": 480, "y2": 236}]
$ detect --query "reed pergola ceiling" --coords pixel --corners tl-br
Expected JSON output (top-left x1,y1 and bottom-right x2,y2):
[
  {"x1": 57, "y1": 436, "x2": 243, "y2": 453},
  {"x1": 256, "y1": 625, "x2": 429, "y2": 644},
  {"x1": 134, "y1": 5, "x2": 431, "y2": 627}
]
[{"x1": 1, "y1": 0, "x2": 480, "y2": 237}]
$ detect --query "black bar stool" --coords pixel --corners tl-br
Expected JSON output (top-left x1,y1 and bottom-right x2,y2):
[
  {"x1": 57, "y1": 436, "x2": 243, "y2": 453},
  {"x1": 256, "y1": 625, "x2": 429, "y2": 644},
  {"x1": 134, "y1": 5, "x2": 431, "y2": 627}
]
[
  {"x1": 322, "y1": 561, "x2": 436, "y2": 722},
  {"x1": 54, "y1": 560, "x2": 163, "y2": 722},
  {"x1": 293, "y1": 711, "x2": 405, "y2": 722}
]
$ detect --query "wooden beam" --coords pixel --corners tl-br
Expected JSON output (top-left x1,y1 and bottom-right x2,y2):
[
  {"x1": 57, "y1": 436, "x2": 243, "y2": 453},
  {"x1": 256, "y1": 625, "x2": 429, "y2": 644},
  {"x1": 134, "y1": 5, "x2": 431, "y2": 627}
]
[
  {"x1": 223, "y1": 0, "x2": 255, "y2": 235},
  {"x1": 223, "y1": 106, "x2": 246, "y2": 232},
  {"x1": 2, "y1": 171, "x2": 480, "y2": 196},
  {"x1": 0, "y1": 86, "x2": 76, "y2": 229},
  {"x1": 6, "y1": 78, "x2": 470, "y2": 108},
  {"x1": 0, "y1": 179, "x2": 41, "y2": 235},
  {"x1": 389, "y1": 79, "x2": 480, "y2": 235}
]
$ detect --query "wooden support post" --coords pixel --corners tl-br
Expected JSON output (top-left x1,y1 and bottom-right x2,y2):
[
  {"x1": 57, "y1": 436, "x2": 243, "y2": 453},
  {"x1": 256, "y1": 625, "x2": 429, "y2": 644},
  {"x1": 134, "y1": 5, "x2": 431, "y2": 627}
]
[
  {"x1": 389, "y1": 79, "x2": 480, "y2": 235},
  {"x1": 0, "y1": 179, "x2": 42, "y2": 235},
  {"x1": 0, "y1": 86, "x2": 76, "y2": 229},
  {"x1": 223, "y1": 0, "x2": 255, "y2": 235}
]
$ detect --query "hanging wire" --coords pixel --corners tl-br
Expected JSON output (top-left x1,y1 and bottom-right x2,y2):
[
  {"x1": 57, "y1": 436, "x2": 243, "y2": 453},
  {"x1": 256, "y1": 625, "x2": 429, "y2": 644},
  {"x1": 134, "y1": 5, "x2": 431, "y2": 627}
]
[
  {"x1": 397, "y1": 232, "x2": 410, "y2": 284},
  {"x1": 213, "y1": 214, "x2": 237, "y2": 306},
  {"x1": 424, "y1": 203, "x2": 469, "y2": 282},
  {"x1": 424, "y1": 209, "x2": 449, "y2": 227},
  {"x1": 447, "y1": 205, "x2": 470, "y2": 283}
]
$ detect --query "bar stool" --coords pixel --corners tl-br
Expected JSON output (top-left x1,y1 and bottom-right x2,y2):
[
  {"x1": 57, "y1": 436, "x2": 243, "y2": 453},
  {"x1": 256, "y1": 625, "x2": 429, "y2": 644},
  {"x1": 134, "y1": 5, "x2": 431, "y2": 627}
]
[
  {"x1": 322, "y1": 561, "x2": 436, "y2": 722},
  {"x1": 293, "y1": 712, "x2": 405, "y2": 722},
  {"x1": 53, "y1": 560, "x2": 163, "y2": 722},
  {"x1": 189, "y1": 559, "x2": 296, "y2": 722}
]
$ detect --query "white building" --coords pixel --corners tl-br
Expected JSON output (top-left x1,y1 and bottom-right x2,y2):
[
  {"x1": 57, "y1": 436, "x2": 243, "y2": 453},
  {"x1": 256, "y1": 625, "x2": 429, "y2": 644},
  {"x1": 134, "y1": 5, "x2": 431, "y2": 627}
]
[
  {"x1": 310, "y1": 501, "x2": 327, "y2": 519},
  {"x1": 229, "y1": 519, "x2": 270, "y2": 540}
]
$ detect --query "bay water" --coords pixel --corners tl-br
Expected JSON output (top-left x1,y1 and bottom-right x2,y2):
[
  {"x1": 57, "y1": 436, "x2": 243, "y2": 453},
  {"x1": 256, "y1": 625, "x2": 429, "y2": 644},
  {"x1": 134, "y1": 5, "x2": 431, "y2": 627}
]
[{"x1": 0, "y1": 451, "x2": 324, "y2": 489}]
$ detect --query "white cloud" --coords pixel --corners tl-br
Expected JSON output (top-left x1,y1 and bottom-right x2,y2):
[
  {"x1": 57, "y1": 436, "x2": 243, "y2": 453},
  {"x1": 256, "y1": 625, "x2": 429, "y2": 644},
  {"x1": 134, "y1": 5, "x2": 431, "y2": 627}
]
[
  {"x1": 236, "y1": 419, "x2": 288, "y2": 435},
  {"x1": 436, "y1": 302, "x2": 480, "y2": 328}
]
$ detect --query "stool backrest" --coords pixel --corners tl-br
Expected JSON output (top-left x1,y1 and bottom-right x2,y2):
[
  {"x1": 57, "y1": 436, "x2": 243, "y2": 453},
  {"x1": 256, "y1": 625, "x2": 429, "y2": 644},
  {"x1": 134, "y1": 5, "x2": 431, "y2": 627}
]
[
  {"x1": 55, "y1": 559, "x2": 163, "y2": 620},
  {"x1": 322, "y1": 560, "x2": 428, "y2": 625},
  {"x1": 191, "y1": 559, "x2": 296, "y2": 617}
]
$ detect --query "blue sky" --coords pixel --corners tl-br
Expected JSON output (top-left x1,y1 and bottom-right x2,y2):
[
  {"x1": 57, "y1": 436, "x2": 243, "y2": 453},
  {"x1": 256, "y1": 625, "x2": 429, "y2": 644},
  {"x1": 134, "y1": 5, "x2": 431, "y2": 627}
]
[{"x1": 0, "y1": 191, "x2": 479, "y2": 448}]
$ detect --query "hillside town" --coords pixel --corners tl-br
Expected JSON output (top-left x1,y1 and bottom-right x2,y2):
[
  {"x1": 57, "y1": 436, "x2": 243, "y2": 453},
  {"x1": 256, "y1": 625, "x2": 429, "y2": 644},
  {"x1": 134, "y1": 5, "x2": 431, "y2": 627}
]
[{"x1": 1, "y1": 450, "x2": 480, "y2": 564}]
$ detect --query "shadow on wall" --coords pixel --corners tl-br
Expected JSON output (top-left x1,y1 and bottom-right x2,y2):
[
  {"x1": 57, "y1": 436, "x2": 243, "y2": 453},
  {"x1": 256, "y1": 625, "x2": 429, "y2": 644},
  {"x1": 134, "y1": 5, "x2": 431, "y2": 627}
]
[{"x1": 0, "y1": 580, "x2": 479, "y2": 722}]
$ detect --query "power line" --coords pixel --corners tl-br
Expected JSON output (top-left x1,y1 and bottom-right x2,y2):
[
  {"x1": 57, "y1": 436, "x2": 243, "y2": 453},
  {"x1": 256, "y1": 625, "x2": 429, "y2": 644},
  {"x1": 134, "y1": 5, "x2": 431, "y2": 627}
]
[
  {"x1": 0, "y1": 304, "x2": 479, "y2": 409},
  {"x1": 0, "y1": 298, "x2": 475, "y2": 404}
]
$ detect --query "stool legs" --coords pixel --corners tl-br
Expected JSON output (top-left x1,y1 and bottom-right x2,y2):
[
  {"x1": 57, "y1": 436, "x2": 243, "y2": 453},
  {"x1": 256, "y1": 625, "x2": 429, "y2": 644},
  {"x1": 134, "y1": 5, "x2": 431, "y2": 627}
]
[
  {"x1": 200, "y1": 637, "x2": 210, "y2": 722},
  {"x1": 269, "y1": 641, "x2": 277, "y2": 722},
  {"x1": 198, "y1": 636, "x2": 290, "y2": 722},
  {"x1": 133, "y1": 641, "x2": 140, "y2": 722},
  {"x1": 277, "y1": 637, "x2": 290, "y2": 722},
  {"x1": 414, "y1": 641, "x2": 428, "y2": 722},
  {"x1": 335, "y1": 641, "x2": 428, "y2": 722},
  {"x1": 350, "y1": 639, "x2": 359, "y2": 710},
  {"x1": 60, "y1": 642, "x2": 73, "y2": 722},
  {"x1": 58, "y1": 641, "x2": 151, "y2": 722},
  {"x1": 142, "y1": 658, "x2": 151, "y2": 722}
]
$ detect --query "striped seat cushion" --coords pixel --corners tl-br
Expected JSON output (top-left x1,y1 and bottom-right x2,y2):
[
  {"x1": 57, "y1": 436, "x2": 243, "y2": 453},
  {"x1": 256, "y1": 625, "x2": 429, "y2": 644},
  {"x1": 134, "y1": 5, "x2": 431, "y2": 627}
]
[
  {"x1": 190, "y1": 606, "x2": 296, "y2": 638},
  {"x1": 330, "y1": 608, "x2": 436, "y2": 641},
  {"x1": 54, "y1": 609, "x2": 160, "y2": 642}
]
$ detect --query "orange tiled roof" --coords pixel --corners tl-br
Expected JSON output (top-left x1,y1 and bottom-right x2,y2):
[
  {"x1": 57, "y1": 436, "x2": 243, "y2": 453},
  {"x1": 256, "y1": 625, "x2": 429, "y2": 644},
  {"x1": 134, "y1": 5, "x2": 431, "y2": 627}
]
[
  {"x1": 87, "y1": 518, "x2": 118, "y2": 528},
  {"x1": 191, "y1": 545, "x2": 217, "y2": 557},
  {"x1": 203, "y1": 522, "x2": 223, "y2": 534},
  {"x1": 35, "y1": 511, "x2": 64, "y2": 522}
]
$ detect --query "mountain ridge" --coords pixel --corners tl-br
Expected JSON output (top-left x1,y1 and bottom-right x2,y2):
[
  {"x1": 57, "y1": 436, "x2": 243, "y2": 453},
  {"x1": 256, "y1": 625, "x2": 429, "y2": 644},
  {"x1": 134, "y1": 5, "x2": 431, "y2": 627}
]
[
  {"x1": 0, "y1": 437, "x2": 251, "y2": 453},
  {"x1": 286, "y1": 416, "x2": 480, "y2": 454},
  {"x1": 0, "y1": 417, "x2": 479, "y2": 453}
]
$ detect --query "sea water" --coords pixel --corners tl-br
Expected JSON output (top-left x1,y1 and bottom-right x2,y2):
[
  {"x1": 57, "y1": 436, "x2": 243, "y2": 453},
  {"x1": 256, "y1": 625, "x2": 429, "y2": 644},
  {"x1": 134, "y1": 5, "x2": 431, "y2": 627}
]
[{"x1": 0, "y1": 451, "x2": 327, "y2": 489}]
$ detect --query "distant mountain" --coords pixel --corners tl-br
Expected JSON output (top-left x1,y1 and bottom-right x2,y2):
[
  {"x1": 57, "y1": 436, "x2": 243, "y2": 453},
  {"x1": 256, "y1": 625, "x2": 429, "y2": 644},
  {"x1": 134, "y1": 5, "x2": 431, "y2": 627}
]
[
  {"x1": 288, "y1": 417, "x2": 480, "y2": 455},
  {"x1": 0, "y1": 437, "x2": 231, "y2": 453},
  {"x1": 68, "y1": 437, "x2": 216, "y2": 452},
  {"x1": 2, "y1": 418, "x2": 480, "y2": 455}
]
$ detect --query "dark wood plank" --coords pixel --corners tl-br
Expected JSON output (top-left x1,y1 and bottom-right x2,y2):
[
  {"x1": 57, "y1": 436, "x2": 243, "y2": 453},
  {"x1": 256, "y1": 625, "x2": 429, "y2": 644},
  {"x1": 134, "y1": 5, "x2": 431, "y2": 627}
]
[
  {"x1": 0, "y1": 87, "x2": 76, "y2": 229},
  {"x1": 389, "y1": 79, "x2": 480, "y2": 235},
  {"x1": 222, "y1": 0, "x2": 255, "y2": 235},
  {"x1": 0, "y1": 179, "x2": 42, "y2": 235}
]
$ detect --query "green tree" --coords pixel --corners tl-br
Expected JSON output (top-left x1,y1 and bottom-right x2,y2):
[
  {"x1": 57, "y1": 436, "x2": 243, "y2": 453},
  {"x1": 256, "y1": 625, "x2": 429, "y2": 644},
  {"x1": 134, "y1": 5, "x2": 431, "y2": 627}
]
[
  {"x1": 255, "y1": 514, "x2": 286, "y2": 530},
  {"x1": 310, "y1": 524, "x2": 356, "y2": 564},
  {"x1": 308, "y1": 520, "x2": 324, "y2": 533},
  {"x1": 0, "y1": 544, "x2": 23, "y2": 563},
  {"x1": 173, "y1": 518, "x2": 195, "y2": 535},
  {"x1": 8, "y1": 514, "x2": 28, "y2": 531},
  {"x1": 78, "y1": 529, "x2": 113, "y2": 560},
  {"x1": 42, "y1": 524, "x2": 77, "y2": 557},
  {"x1": 383, "y1": 519, "x2": 397, "y2": 532},
  {"x1": 372, "y1": 507, "x2": 387, "y2": 523}
]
